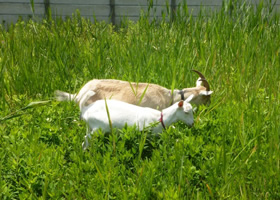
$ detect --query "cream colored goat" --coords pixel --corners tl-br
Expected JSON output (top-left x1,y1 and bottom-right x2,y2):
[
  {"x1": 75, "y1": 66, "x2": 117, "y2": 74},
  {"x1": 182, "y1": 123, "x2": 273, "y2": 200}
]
[{"x1": 55, "y1": 70, "x2": 213, "y2": 110}]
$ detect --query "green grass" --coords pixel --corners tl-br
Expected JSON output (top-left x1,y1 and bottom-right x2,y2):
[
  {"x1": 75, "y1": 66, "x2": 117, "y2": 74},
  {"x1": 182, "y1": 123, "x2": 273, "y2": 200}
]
[{"x1": 1, "y1": 1, "x2": 280, "y2": 199}]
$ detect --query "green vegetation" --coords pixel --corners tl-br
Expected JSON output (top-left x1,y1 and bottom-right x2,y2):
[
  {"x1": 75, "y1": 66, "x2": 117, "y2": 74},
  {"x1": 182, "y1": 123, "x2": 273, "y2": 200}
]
[{"x1": 0, "y1": 2, "x2": 279, "y2": 199}]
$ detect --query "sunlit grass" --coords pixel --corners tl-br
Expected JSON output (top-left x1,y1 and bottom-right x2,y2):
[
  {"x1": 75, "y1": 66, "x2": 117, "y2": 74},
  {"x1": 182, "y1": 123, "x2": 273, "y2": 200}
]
[{"x1": 0, "y1": 1, "x2": 280, "y2": 199}]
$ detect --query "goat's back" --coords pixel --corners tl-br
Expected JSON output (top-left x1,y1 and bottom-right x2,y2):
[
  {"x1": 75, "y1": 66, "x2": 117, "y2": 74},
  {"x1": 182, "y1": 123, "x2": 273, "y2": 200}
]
[{"x1": 79, "y1": 79, "x2": 171, "y2": 110}]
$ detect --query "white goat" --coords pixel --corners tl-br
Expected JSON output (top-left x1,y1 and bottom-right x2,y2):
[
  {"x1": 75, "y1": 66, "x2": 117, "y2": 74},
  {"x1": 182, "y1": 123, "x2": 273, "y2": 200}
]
[
  {"x1": 55, "y1": 70, "x2": 213, "y2": 110},
  {"x1": 81, "y1": 94, "x2": 194, "y2": 150}
]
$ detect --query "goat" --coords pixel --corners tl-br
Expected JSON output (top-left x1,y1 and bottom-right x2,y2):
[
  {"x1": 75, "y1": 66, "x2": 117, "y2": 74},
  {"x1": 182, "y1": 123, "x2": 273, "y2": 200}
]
[
  {"x1": 55, "y1": 70, "x2": 213, "y2": 110},
  {"x1": 80, "y1": 94, "x2": 194, "y2": 149}
]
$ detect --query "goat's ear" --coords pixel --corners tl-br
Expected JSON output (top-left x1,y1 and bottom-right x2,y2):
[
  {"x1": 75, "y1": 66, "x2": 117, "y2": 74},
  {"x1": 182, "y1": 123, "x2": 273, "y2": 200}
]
[
  {"x1": 178, "y1": 100, "x2": 184, "y2": 108},
  {"x1": 199, "y1": 90, "x2": 213, "y2": 96}
]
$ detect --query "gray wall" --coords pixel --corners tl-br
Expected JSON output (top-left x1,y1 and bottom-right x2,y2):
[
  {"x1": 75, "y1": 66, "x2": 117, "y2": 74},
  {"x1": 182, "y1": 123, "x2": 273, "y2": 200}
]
[{"x1": 0, "y1": 0, "x2": 280, "y2": 25}]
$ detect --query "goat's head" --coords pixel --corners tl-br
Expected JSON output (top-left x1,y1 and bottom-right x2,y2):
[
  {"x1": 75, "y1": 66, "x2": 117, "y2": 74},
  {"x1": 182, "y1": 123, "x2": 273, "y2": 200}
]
[
  {"x1": 176, "y1": 94, "x2": 194, "y2": 127},
  {"x1": 190, "y1": 69, "x2": 213, "y2": 105}
]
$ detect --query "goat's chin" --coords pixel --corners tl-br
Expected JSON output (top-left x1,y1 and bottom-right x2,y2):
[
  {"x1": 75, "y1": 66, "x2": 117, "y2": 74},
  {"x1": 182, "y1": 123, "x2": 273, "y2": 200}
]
[{"x1": 187, "y1": 122, "x2": 194, "y2": 128}]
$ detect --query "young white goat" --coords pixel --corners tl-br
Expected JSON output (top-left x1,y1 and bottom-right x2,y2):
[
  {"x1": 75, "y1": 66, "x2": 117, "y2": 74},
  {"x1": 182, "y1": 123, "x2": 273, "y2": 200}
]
[
  {"x1": 55, "y1": 70, "x2": 213, "y2": 110},
  {"x1": 81, "y1": 94, "x2": 194, "y2": 150}
]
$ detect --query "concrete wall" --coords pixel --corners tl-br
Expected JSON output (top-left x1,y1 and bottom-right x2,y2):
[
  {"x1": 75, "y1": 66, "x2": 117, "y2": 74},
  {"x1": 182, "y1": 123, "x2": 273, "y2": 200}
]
[{"x1": 0, "y1": 0, "x2": 279, "y2": 24}]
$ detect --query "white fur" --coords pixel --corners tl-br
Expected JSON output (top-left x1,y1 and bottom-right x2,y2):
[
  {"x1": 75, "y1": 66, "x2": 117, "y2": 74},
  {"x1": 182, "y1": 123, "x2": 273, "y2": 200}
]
[{"x1": 81, "y1": 95, "x2": 194, "y2": 150}]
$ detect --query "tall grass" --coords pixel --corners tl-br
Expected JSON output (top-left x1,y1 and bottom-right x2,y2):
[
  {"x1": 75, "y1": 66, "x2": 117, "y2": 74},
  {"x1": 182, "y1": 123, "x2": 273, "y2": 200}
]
[{"x1": 0, "y1": 1, "x2": 280, "y2": 199}]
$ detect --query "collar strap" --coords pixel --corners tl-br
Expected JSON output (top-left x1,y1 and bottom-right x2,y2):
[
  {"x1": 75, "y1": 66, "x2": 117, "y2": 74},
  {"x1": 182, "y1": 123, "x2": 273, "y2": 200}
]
[
  {"x1": 159, "y1": 112, "x2": 166, "y2": 130},
  {"x1": 178, "y1": 90, "x2": 185, "y2": 100},
  {"x1": 170, "y1": 91, "x2": 174, "y2": 105},
  {"x1": 170, "y1": 90, "x2": 185, "y2": 105}
]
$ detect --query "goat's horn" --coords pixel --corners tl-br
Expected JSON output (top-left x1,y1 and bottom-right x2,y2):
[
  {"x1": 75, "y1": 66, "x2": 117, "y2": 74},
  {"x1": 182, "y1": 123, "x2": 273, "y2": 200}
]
[
  {"x1": 199, "y1": 78, "x2": 210, "y2": 91},
  {"x1": 191, "y1": 69, "x2": 206, "y2": 79},
  {"x1": 192, "y1": 69, "x2": 210, "y2": 91}
]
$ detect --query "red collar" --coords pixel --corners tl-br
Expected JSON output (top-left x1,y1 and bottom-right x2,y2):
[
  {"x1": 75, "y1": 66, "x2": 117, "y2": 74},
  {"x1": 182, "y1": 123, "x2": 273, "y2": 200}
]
[{"x1": 159, "y1": 112, "x2": 166, "y2": 130}]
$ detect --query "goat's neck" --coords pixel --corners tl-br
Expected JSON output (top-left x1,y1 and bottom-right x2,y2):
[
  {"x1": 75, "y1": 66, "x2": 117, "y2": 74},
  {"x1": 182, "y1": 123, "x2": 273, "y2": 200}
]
[
  {"x1": 160, "y1": 105, "x2": 178, "y2": 128},
  {"x1": 173, "y1": 88, "x2": 202, "y2": 102},
  {"x1": 172, "y1": 89, "x2": 192, "y2": 102}
]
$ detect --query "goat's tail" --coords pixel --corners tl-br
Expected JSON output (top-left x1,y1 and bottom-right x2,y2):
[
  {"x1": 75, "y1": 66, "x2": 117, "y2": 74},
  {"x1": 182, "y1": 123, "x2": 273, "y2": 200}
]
[{"x1": 55, "y1": 90, "x2": 77, "y2": 102}]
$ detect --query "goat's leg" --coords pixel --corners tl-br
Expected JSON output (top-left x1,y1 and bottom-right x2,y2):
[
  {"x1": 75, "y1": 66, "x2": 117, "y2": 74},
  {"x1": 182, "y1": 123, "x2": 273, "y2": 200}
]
[
  {"x1": 82, "y1": 127, "x2": 97, "y2": 150},
  {"x1": 79, "y1": 90, "x2": 96, "y2": 110},
  {"x1": 82, "y1": 135, "x2": 91, "y2": 150}
]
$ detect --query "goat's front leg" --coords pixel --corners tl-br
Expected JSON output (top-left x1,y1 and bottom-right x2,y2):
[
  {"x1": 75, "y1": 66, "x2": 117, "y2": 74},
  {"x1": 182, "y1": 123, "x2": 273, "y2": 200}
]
[
  {"x1": 82, "y1": 127, "x2": 94, "y2": 150},
  {"x1": 82, "y1": 135, "x2": 91, "y2": 150}
]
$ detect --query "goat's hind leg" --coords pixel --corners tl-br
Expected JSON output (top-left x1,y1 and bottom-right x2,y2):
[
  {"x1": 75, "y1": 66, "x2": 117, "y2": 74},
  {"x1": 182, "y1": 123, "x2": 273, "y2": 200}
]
[{"x1": 79, "y1": 90, "x2": 96, "y2": 110}]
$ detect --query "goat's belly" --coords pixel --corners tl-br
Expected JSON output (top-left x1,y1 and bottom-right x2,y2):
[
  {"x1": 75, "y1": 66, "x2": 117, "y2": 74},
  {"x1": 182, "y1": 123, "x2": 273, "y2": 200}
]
[
  {"x1": 86, "y1": 113, "x2": 138, "y2": 131},
  {"x1": 113, "y1": 115, "x2": 157, "y2": 131},
  {"x1": 110, "y1": 115, "x2": 139, "y2": 129},
  {"x1": 97, "y1": 115, "x2": 152, "y2": 132},
  {"x1": 112, "y1": 120, "x2": 137, "y2": 129},
  {"x1": 112, "y1": 120, "x2": 151, "y2": 131}
]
